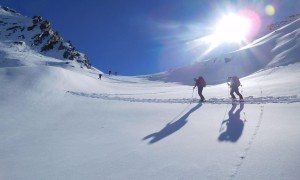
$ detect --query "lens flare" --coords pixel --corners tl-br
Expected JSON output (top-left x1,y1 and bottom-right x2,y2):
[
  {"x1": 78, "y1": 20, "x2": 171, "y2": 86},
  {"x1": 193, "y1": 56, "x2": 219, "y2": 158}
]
[
  {"x1": 239, "y1": 9, "x2": 261, "y2": 40},
  {"x1": 265, "y1": 4, "x2": 276, "y2": 16}
]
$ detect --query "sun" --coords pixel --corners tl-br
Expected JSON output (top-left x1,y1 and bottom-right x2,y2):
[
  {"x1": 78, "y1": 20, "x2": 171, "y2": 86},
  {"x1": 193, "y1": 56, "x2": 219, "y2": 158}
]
[
  {"x1": 213, "y1": 13, "x2": 251, "y2": 43},
  {"x1": 186, "y1": 10, "x2": 261, "y2": 58},
  {"x1": 199, "y1": 13, "x2": 252, "y2": 55}
]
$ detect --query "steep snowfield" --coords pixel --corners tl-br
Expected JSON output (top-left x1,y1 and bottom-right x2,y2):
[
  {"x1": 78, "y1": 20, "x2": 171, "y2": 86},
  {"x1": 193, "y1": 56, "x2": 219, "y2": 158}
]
[{"x1": 1, "y1": 6, "x2": 300, "y2": 180}]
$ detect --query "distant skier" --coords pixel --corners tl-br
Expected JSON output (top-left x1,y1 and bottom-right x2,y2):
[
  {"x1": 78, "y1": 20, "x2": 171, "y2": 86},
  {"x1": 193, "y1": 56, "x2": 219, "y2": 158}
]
[
  {"x1": 109, "y1": 70, "x2": 112, "y2": 75},
  {"x1": 227, "y1": 76, "x2": 243, "y2": 101},
  {"x1": 193, "y1": 76, "x2": 206, "y2": 102},
  {"x1": 98, "y1": 74, "x2": 102, "y2": 80}
]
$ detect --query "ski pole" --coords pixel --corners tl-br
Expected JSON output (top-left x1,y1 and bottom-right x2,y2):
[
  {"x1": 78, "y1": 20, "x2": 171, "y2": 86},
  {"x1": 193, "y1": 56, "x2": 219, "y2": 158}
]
[
  {"x1": 190, "y1": 88, "x2": 195, "y2": 103},
  {"x1": 192, "y1": 88, "x2": 194, "y2": 98},
  {"x1": 192, "y1": 88, "x2": 195, "y2": 98}
]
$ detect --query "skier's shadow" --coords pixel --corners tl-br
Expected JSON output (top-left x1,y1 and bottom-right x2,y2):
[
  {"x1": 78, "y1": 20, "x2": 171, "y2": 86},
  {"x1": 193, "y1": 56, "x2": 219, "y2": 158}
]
[
  {"x1": 218, "y1": 103, "x2": 245, "y2": 142},
  {"x1": 143, "y1": 103, "x2": 203, "y2": 144}
]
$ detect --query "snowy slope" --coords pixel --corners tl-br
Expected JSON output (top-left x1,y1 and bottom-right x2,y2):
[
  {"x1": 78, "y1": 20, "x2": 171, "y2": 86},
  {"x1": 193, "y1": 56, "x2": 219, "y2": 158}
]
[
  {"x1": 1, "y1": 5, "x2": 300, "y2": 180},
  {"x1": 145, "y1": 18, "x2": 300, "y2": 86},
  {"x1": 1, "y1": 62, "x2": 300, "y2": 180}
]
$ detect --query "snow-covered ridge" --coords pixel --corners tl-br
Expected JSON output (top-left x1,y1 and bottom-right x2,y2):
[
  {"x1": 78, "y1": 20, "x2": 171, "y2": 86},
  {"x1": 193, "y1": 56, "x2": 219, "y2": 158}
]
[
  {"x1": 265, "y1": 14, "x2": 300, "y2": 33},
  {"x1": 0, "y1": 5, "x2": 92, "y2": 69}
]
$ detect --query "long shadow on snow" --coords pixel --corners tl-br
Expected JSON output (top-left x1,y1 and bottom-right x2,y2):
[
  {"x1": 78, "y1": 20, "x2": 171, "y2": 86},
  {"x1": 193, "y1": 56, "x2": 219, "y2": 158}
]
[
  {"x1": 143, "y1": 103, "x2": 202, "y2": 144},
  {"x1": 218, "y1": 103, "x2": 245, "y2": 142}
]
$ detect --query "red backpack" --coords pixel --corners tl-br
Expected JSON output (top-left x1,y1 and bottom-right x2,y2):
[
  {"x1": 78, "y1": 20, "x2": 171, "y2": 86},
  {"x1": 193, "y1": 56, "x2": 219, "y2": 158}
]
[
  {"x1": 232, "y1": 76, "x2": 240, "y2": 86},
  {"x1": 195, "y1": 77, "x2": 206, "y2": 87}
]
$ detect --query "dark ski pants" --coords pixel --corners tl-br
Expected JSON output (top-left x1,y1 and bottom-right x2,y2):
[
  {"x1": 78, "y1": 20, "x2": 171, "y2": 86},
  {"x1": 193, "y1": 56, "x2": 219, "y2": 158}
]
[
  {"x1": 230, "y1": 86, "x2": 243, "y2": 100},
  {"x1": 197, "y1": 86, "x2": 205, "y2": 101}
]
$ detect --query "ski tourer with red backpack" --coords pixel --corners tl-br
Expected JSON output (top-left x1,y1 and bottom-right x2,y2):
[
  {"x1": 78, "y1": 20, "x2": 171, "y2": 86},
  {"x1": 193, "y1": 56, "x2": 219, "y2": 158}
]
[
  {"x1": 227, "y1": 76, "x2": 243, "y2": 102},
  {"x1": 193, "y1": 76, "x2": 206, "y2": 102}
]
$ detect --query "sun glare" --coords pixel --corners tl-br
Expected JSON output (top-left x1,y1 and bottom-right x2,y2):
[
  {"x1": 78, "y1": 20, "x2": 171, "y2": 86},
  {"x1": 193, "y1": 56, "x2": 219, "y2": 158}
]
[
  {"x1": 187, "y1": 10, "x2": 261, "y2": 58},
  {"x1": 213, "y1": 14, "x2": 251, "y2": 43}
]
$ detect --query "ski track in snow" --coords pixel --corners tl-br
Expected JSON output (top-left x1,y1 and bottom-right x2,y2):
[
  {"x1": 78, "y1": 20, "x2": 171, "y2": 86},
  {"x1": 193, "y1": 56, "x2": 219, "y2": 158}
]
[
  {"x1": 229, "y1": 105, "x2": 265, "y2": 180},
  {"x1": 66, "y1": 91, "x2": 300, "y2": 104}
]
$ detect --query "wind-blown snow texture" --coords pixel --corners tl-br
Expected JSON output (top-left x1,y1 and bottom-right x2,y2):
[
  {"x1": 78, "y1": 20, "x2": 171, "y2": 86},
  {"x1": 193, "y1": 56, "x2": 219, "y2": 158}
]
[{"x1": 1, "y1": 6, "x2": 300, "y2": 180}]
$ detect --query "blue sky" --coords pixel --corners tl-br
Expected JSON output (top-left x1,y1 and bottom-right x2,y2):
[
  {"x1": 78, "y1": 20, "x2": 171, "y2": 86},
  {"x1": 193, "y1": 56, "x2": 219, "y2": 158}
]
[{"x1": 1, "y1": 0, "x2": 300, "y2": 75}]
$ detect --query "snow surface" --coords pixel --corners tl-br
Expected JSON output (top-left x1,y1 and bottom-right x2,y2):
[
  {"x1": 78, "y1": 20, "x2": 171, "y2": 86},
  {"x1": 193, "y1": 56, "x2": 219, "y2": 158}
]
[{"x1": 1, "y1": 6, "x2": 300, "y2": 180}]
